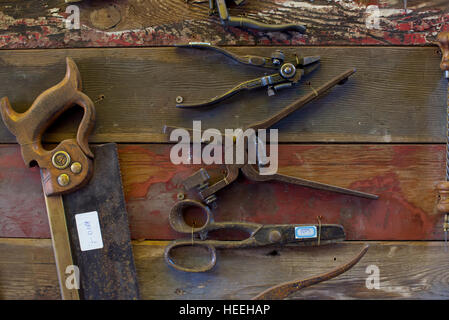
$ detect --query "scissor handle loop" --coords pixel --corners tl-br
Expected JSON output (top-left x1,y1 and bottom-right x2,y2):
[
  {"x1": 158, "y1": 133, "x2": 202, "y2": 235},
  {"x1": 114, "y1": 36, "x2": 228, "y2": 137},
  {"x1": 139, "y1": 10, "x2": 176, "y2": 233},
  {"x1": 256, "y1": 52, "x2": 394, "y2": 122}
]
[
  {"x1": 164, "y1": 240, "x2": 217, "y2": 273},
  {"x1": 169, "y1": 199, "x2": 213, "y2": 234}
]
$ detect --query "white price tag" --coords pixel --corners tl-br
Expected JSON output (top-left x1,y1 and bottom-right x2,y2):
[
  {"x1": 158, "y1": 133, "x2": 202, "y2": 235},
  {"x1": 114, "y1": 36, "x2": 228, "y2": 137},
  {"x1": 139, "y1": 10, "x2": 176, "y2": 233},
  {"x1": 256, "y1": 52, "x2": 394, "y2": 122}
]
[{"x1": 75, "y1": 211, "x2": 104, "y2": 252}]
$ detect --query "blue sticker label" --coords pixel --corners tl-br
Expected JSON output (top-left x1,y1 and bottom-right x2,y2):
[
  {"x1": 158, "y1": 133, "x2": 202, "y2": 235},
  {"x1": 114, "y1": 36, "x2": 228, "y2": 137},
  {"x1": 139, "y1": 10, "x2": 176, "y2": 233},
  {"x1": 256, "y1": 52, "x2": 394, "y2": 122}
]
[{"x1": 295, "y1": 226, "x2": 317, "y2": 239}]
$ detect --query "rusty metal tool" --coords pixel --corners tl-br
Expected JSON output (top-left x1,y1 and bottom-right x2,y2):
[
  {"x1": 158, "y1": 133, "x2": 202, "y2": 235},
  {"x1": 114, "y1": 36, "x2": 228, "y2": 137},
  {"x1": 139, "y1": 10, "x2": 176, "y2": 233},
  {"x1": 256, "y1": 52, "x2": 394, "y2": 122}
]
[
  {"x1": 1, "y1": 58, "x2": 139, "y2": 299},
  {"x1": 165, "y1": 68, "x2": 379, "y2": 204},
  {"x1": 164, "y1": 199, "x2": 346, "y2": 272},
  {"x1": 175, "y1": 43, "x2": 319, "y2": 108},
  {"x1": 436, "y1": 31, "x2": 449, "y2": 249},
  {"x1": 187, "y1": 0, "x2": 306, "y2": 33},
  {"x1": 252, "y1": 244, "x2": 369, "y2": 300}
]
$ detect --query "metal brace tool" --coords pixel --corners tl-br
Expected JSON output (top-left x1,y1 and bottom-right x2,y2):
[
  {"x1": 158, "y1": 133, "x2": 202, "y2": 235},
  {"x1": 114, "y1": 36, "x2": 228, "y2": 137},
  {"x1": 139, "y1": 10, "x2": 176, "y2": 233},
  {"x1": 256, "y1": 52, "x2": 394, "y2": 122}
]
[
  {"x1": 165, "y1": 68, "x2": 379, "y2": 205},
  {"x1": 176, "y1": 43, "x2": 320, "y2": 108},
  {"x1": 187, "y1": 0, "x2": 306, "y2": 33},
  {"x1": 253, "y1": 244, "x2": 369, "y2": 300}
]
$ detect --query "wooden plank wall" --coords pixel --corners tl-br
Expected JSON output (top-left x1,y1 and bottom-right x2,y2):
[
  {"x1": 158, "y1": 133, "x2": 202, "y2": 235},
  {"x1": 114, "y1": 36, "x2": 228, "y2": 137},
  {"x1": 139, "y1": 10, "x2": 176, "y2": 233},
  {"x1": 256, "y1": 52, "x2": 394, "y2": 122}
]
[{"x1": 0, "y1": 0, "x2": 449, "y2": 300}]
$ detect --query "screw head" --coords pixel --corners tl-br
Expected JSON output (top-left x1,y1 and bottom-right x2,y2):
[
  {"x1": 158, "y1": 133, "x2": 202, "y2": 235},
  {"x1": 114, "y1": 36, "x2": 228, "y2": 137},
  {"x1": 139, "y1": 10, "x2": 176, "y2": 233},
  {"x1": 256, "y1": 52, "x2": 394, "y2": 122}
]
[
  {"x1": 52, "y1": 151, "x2": 71, "y2": 170},
  {"x1": 280, "y1": 63, "x2": 296, "y2": 79},
  {"x1": 268, "y1": 230, "x2": 282, "y2": 243},
  {"x1": 176, "y1": 96, "x2": 184, "y2": 104},
  {"x1": 57, "y1": 174, "x2": 70, "y2": 187},
  {"x1": 70, "y1": 162, "x2": 82, "y2": 174}
]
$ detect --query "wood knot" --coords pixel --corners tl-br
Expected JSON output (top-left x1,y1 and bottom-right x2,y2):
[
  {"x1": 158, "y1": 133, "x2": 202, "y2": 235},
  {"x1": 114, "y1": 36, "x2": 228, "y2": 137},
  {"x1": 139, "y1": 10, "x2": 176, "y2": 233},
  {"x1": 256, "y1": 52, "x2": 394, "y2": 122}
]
[{"x1": 90, "y1": 4, "x2": 121, "y2": 31}]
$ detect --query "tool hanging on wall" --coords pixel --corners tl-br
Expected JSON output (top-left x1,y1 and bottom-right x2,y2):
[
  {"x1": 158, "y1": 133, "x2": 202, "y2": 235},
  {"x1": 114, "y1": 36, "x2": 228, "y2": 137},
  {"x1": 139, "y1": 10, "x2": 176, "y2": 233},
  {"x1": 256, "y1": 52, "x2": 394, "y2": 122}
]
[
  {"x1": 165, "y1": 68, "x2": 379, "y2": 205},
  {"x1": 252, "y1": 245, "x2": 369, "y2": 300},
  {"x1": 164, "y1": 199, "x2": 347, "y2": 272},
  {"x1": 436, "y1": 31, "x2": 449, "y2": 248},
  {"x1": 0, "y1": 58, "x2": 139, "y2": 300},
  {"x1": 187, "y1": 0, "x2": 306, "y2": 33},
  {"x1": 175, "y1": 43, "x2": 319, "y2": 108}
]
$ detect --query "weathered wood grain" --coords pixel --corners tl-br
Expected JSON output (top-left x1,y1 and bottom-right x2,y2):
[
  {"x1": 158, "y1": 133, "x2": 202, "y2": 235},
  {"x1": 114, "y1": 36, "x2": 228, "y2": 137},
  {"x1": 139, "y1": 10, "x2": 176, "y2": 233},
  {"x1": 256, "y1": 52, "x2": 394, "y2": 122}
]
[
  {"x1": 0, "y1": 0, "x2": 448, "y2": 48},
  {"x1": 0, "y1": 144, "x2": 446, "y2": 240},
  {"x1": 0, "y1": 46, "x2": 446, "y2": 144},
  {"x1": 1, "y1": 239, "x2": 448, "y2": 300}
]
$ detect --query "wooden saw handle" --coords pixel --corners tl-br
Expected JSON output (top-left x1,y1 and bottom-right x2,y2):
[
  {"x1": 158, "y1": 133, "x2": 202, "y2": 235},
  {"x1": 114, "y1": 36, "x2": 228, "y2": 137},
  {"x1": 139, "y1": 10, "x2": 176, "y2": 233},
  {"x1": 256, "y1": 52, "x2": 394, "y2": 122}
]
[{"x1": 0, "y1": 57, "x2": 96, "y2": 196}]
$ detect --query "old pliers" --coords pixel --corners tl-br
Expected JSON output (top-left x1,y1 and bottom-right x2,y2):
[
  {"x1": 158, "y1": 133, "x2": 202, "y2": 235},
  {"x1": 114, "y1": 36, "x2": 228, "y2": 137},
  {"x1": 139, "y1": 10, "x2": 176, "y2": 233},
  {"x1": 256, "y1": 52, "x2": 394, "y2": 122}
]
[
  {"x1": 165, "y1": 69, "x2": 380, "y2": 205},
  {"x1": 187, "y1": 0, "x2": 306, "y2": 33},
  {"x1": 175, "y1": 43, "x2": 320, "y2": 108}
]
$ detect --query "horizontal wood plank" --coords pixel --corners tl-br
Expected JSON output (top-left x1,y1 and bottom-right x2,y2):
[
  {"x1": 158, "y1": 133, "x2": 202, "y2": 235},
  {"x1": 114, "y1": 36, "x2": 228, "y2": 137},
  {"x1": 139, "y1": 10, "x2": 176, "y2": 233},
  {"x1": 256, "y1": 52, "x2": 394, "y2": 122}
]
[
  {"x1": 0, "y1": 144, "x2": 446, "y2": 240},
  {"x1": 1, "y1": 239, "x2": 448, "y2": 300},
  {"x1": 0, "y1": 0, "x2": 448, "y2": 48},
  {"x1": 0, "y1": 46, "x2": 446, "y2": 144}
]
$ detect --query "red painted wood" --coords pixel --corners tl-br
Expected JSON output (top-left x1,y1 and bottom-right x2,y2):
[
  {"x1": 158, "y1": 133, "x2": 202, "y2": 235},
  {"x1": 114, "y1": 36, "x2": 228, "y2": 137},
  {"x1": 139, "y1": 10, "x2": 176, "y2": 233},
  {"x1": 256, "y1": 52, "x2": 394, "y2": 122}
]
[
  {"x1": 0, "y1": 144, "x2": 444, "y2": 240},
  {"x1": 0, "y1": 0, "x2": 447, "y2": 49}
]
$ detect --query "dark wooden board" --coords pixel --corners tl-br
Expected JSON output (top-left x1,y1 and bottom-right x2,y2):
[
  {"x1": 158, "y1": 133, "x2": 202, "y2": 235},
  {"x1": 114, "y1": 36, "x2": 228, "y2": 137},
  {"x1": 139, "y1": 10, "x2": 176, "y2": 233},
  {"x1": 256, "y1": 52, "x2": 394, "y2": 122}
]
[
  {"x1": 0, "y1": 144, "x2": 446, "y2": 240},
  {"x1": 1, "y1": 239, "x2": 448, "y2": 300},
  {"x1": 0, "y1": 46, "x2": 446, "y2": 144},
  {"x1": 0, "y1": 0, "x2": 448, "y2": 48}
]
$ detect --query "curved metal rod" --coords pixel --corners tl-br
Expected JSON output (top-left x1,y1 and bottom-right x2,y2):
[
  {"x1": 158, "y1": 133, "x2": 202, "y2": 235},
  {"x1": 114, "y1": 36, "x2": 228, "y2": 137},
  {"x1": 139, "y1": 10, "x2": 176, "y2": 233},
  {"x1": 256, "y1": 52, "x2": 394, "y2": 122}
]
[
  {"x1": 252, "y1": 245, "x2": 369, "y2": 300},
  {"x1": 226, "y1": 15, "x2": 306, "y2": 33}
]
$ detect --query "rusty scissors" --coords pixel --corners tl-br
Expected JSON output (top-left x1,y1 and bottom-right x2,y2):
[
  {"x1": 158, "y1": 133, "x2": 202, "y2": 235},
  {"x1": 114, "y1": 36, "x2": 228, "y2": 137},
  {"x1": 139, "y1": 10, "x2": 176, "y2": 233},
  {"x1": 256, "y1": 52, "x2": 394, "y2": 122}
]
[{"x1": 164, "y1": 199, "x2": 346, "y2": 272}]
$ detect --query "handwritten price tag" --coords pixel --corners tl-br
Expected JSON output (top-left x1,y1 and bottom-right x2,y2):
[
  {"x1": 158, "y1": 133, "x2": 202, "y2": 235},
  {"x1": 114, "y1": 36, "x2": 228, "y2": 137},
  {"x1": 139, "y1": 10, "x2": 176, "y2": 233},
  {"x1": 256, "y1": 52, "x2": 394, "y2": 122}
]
[{"x1": 75, "y1": 211, "x2": 104, "y2": 252}]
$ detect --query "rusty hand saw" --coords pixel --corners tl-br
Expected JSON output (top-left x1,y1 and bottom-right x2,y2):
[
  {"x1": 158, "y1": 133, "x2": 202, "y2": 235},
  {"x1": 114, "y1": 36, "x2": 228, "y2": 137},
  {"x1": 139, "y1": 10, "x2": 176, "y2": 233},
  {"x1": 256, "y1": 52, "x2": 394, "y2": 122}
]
[{"x1": 0, "y1": 57, "x2": 139, "y2": 300}]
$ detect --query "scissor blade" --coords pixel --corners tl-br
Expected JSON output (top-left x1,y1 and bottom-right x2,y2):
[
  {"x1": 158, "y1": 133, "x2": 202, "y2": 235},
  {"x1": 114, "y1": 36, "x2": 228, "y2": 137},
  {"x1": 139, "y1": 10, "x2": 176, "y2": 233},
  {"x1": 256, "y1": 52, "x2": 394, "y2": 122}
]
[{"x1": 254, "y1": 224, "x2": 346, "y2": 246}]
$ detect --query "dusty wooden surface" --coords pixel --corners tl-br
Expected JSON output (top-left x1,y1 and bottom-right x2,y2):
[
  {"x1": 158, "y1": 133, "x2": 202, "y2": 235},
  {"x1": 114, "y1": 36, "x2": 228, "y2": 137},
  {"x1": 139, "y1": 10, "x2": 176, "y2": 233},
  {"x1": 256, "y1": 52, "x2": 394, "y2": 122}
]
[
  {"x1": 1, "y1": 239, "x2": 448, "y2": 300},
  {"x1": 0, "y1": 144, "x2": 446, "y2": 241},
  {"x1": 0, "y1": 46, "x2": 446, "y2": 144},
  {"x1": 0, "y1": 0, "x2": 448, "y2": 48}
]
